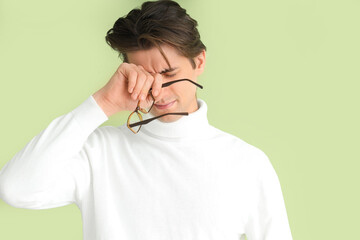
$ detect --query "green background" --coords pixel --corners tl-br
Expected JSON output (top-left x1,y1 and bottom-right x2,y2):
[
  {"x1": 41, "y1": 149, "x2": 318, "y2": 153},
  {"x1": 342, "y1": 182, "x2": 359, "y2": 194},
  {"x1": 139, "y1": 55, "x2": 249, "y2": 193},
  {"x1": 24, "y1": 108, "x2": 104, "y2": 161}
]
[{"x1": 0, "y1": 0, "x2": 359, "y2": 239}]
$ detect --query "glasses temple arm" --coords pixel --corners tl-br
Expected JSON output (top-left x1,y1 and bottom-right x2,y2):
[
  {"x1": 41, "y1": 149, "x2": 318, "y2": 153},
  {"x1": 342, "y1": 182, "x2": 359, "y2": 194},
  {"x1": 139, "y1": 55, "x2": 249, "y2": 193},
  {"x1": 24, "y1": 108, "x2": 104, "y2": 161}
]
[
  {"x1": 149, "y1": 79, "x2": 203, "y2": 92},
  {"x1": 129, "y1": 112, "x2": 189, "y2": 128}
]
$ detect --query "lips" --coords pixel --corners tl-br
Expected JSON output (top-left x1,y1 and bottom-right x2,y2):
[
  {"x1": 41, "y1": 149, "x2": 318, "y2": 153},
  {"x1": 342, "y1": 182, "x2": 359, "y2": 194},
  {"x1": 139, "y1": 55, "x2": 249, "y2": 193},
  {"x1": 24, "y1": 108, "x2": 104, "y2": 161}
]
[{"x1": 154, "y1": 100, "x2": 176, "y2": 110}]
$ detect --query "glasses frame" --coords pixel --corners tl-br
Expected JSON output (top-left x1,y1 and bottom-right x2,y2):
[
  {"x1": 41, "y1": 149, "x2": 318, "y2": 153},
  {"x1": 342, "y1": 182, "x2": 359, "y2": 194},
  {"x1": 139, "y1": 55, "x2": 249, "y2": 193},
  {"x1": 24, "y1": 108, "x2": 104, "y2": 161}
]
[{"x1": 127, "y1": 78, "x2": 203, "y2": 134}]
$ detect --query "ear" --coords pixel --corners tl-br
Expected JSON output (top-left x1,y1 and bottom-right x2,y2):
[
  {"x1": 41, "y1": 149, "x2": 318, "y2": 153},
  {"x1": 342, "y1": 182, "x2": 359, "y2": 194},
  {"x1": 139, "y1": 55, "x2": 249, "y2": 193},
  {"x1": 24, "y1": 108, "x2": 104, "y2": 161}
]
[{"x1": 194, "y1": 49, "x2": 206, "y2": 76}]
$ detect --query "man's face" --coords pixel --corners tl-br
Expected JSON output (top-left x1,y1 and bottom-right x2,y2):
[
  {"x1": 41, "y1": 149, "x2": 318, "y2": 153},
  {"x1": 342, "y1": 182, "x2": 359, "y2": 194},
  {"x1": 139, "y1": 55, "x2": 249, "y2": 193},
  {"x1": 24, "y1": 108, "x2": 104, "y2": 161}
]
[{"x1": 127, "y1": 44, "x2": 205, "y2": 123}]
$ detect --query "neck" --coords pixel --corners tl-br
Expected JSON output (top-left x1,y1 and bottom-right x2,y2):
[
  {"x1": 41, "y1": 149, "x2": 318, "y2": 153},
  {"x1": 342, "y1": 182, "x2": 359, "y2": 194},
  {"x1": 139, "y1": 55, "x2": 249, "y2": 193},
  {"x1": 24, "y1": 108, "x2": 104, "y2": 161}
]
[{"x1": 140, "y1": 98, "x2": 213, "y2": 141}]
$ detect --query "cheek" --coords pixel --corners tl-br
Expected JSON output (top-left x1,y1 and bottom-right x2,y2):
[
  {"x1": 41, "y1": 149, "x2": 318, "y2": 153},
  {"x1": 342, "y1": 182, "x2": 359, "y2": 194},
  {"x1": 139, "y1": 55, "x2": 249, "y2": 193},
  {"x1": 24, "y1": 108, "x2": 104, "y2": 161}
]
[{"x1": 180, "y1": 85, "x2": 196, "y2": 99}]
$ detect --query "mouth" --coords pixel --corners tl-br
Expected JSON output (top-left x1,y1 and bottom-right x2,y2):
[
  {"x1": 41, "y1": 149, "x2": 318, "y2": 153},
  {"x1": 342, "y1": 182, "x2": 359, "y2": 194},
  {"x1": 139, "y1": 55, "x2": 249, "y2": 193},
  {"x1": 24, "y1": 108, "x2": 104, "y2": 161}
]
[{"x1": 154, "y1": 100, "x2": 176, "y2": 110}]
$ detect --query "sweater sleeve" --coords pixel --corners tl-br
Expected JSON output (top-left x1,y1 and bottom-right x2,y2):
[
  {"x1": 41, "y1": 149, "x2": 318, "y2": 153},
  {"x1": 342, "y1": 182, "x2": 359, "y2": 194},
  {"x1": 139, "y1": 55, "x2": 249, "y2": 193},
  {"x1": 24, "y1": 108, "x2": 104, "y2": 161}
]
[
  {"x1": 245, "y1": 150, "x2": 293, "y2": 240},
  {"x1": 0, "y1": 95, "x2": 108, "y2": 209}
]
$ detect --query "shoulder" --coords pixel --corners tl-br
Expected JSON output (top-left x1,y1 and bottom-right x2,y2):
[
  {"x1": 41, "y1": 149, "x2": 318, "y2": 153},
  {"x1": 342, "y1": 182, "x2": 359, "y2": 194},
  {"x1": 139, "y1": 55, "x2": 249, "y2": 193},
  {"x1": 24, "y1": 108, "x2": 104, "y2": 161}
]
[
  {"x1": 209, "y1": 124, "x2": 271, "y2": 168},
  {"x1": 209, "y1": 125, "x2": 267, "y2": 154},
  {"x1": 207, "y1": 125, "x2": 248, "y2": 148}
]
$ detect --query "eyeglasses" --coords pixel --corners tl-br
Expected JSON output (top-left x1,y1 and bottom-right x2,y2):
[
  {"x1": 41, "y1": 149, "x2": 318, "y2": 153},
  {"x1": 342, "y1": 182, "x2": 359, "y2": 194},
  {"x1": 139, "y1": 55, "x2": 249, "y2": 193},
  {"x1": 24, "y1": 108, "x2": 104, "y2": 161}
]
[{"x1": 127, "y1": 78, "x2": 203, "y2": 134}]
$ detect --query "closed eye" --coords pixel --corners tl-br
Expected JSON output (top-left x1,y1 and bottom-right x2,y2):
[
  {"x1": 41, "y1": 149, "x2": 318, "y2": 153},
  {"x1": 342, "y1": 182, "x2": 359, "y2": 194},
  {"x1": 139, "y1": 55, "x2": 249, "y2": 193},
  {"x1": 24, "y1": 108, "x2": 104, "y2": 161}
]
[{"x1": 165, "y1": 73, "x2": 176, "y2": 77}]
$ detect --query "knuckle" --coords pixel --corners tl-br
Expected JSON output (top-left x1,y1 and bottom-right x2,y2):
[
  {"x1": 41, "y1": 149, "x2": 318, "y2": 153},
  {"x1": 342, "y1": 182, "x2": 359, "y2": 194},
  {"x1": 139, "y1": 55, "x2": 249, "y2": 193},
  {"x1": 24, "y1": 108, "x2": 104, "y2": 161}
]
[
  {"x1": 128, "y1": 72, "x2": 137, "y2": 84},
  {"x1": 130, "y1": 69, "x2": 138, "y2": 77},
  {"x1": 143, "y1": 79, "x2": 153, "y2": 90},
  {"x1": 137, "y1": 74, "x2": 146, "y2": 84},
  {"x1": 133, "y1": 82, "x2": 142, "y2": 91},
  {"x1": 121, "y1": 62, "x2": 131, "y2": 71},
  {"x1": 136, "y1": 77, "x2": 146, "y2": 88},
  {"x1": 146, "y1": 75, "x2": 154, "y2": 84},
  {"x1": 141, "y1": 90, "x2": 148, "y2": 96}
]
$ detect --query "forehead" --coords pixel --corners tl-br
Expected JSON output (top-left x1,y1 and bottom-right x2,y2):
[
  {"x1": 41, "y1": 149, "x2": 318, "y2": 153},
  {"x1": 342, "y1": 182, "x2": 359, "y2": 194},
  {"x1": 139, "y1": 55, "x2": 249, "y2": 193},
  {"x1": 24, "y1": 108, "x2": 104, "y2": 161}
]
[{"x1": 126, "y1": 44, "x2": 180, "y2": 73}]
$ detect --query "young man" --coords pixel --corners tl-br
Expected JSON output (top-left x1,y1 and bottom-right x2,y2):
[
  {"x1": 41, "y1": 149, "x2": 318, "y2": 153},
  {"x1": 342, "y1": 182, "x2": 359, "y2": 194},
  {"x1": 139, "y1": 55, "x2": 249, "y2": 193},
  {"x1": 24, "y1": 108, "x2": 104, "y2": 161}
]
[{"x1": 0, "y1": 0, "x2": 293, "y2": 239}]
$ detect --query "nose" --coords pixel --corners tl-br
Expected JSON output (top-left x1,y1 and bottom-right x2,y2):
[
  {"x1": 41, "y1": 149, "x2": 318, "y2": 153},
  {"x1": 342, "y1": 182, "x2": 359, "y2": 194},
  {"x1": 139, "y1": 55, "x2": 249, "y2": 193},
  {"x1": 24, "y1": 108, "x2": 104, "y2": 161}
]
[{"x1": 153, "y1": 85, "x2": 174, "y2": 104}]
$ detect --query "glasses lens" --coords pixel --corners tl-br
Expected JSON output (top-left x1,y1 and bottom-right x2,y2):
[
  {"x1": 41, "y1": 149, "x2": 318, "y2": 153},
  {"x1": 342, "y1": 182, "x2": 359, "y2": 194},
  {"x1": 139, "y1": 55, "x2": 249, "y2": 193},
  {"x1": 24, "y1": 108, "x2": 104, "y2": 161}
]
[
  {"x1": 128, "y1": 112, "x2": 142, "y2": 133},
  {"x1": 139, "y1": 94, "x2": 155, "y2": 114}
]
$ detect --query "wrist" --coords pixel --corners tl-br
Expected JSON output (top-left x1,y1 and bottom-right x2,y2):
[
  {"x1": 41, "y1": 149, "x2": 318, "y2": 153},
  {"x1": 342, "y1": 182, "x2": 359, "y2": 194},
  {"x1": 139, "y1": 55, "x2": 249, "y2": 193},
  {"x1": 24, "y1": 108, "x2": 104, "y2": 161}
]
[{"x1": 92, "y1": 91, "x2": 118, "y2": 117}]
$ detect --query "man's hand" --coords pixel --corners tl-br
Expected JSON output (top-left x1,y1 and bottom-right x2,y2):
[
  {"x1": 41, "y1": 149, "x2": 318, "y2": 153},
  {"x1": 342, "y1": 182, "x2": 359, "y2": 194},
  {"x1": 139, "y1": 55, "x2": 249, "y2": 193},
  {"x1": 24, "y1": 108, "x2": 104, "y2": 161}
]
[{"x1": 92, "y1": 63, "x2": 163, "y2": 117}]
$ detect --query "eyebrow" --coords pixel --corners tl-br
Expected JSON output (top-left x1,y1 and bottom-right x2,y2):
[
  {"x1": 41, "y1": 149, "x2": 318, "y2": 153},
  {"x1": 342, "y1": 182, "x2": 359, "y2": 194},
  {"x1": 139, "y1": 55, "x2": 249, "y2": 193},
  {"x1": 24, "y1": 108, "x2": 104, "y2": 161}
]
[{"x1": 159, "y1": 67, "x2": 178, "y2": 74}]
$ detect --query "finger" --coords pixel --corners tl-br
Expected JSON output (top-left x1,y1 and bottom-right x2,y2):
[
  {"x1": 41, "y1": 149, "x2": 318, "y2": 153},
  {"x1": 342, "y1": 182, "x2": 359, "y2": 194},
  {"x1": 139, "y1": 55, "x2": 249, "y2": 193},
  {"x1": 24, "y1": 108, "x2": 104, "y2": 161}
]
[
  {"x1": 121, "y1": 63, "x2": 137, "y2": 94},
  {"x1": 127, "y1": 70, "x2": 137, "y2": 94},
  {"x1": 151, "y1": 73, "x2": 163, "y2": 97},
  {"x1": 139, "y1": 71, "x2": 154, "y2": 101},
  {"x1": 131, "y1": 69, "x2": 147, "y2": 100},
  {"x1": 136, "y1": 65, "x2": 153, "y2": 100}
]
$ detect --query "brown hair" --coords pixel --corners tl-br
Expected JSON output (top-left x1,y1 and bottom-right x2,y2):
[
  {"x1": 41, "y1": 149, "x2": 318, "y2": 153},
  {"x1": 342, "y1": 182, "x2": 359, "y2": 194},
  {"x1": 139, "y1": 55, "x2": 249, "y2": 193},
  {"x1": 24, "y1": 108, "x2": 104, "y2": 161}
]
[{"x1": 105, "y1": 0, "x2": 206, "y2": 69}]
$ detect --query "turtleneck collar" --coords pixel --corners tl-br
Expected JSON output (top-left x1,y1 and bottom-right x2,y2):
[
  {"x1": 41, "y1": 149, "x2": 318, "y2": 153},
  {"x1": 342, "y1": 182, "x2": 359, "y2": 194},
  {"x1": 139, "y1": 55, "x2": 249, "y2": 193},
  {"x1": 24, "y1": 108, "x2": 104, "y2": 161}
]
[{"x1": 139, "y1": 98, "x2": 213, "y2": 141}]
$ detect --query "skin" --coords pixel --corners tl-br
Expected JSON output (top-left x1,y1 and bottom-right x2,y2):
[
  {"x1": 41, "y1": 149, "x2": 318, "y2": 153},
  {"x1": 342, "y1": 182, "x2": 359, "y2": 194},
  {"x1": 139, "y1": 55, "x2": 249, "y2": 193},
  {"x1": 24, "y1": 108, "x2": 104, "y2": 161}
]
[{"x1": 92, "y1": 43, "x2": 206, "y2": 123}]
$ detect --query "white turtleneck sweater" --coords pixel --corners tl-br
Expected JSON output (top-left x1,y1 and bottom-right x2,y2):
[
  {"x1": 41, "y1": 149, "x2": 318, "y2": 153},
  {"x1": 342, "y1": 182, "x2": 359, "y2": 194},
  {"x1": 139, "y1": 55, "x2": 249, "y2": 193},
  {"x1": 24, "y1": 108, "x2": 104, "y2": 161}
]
[{"x1": 0, "y1": 95, "x2": 292, "y2": 240}]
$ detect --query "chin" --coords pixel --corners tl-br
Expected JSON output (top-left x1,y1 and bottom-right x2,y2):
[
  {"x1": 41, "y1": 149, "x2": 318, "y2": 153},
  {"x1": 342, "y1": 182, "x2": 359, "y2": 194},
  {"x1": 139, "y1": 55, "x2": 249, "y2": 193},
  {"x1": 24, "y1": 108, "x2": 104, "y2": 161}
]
[
  {"x1": 150, "y1": 101, "x2": 185, "y2": 123},
  {"x1": 157, "y1": 114, "x2": 184, "y2": 123}
]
